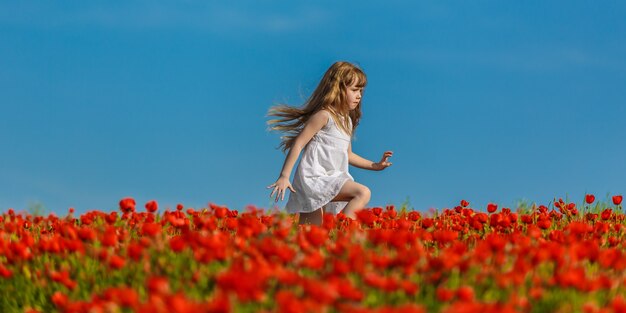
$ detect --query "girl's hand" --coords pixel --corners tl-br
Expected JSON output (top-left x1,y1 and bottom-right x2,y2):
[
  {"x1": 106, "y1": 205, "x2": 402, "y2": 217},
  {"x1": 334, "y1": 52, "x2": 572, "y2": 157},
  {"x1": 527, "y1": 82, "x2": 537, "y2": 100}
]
[
  {"x1": 267, "y1": 176, "x2": 296, "y2": 202},
  {"x1": 373, "y1": 151, "x2": 393, "y2": 171}
]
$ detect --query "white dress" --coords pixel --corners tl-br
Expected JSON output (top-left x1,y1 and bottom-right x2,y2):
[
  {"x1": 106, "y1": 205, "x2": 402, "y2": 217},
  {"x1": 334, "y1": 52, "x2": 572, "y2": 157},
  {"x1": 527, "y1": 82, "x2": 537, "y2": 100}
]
[{"x1": 285, "y1": 111, "x2": 353, "y2": 215}]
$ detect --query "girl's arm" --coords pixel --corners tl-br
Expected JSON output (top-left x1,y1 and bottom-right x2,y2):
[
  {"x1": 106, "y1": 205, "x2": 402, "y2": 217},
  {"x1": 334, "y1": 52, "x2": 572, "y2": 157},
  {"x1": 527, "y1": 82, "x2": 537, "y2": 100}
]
[
  {"x1": 277, "y1": 110, "x2": 329, "y2": 178},
  {"x1": 348, "y1": 142, "x2": 393, "y2": 171},
  {"x1": 268, "y1": 110, "x2": 330, "y2": 202}
]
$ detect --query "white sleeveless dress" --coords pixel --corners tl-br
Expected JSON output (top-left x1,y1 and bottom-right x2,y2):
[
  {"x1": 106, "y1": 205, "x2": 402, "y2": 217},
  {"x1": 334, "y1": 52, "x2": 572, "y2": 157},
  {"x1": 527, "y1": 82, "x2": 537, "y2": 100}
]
[{"x1": 285, "y1": 111, "x2": 353, "y2": 215}]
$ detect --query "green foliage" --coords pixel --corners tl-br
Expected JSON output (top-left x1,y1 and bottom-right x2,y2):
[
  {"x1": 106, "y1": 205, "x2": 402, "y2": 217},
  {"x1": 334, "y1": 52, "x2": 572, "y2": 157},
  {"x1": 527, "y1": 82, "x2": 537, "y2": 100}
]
[{"x1": 27, "y1": 201, "x2": 47, "y2": 217}]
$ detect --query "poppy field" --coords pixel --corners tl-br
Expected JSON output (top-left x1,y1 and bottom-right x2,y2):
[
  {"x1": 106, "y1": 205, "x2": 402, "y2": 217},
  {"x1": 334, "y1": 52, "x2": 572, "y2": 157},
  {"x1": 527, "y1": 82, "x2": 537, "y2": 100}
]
[{"x1": 2, "y1": 195, "x2": 626, "y2": 313}]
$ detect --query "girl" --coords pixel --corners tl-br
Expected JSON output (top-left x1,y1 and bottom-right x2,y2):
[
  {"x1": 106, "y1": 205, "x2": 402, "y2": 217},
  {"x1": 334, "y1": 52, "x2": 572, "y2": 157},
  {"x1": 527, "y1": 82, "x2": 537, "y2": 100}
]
[{"x1": 266, "y1": 61, "x2": 393, "y2": 226}]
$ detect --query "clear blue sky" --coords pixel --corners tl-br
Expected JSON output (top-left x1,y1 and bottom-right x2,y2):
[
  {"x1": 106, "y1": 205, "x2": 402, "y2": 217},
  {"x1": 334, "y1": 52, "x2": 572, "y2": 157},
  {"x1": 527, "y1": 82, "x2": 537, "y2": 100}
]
[{"x1": 1, "y1": 1, "x2": 625, "y2": 214}]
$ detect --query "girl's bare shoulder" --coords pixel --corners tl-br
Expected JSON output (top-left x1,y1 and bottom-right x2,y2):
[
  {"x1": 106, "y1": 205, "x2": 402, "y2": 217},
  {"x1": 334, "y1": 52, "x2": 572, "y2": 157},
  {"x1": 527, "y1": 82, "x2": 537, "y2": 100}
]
[
  {"x1": 301, "y1": 110, "x2": 330, "y2": 135},
  {"x1": 309, "y1": 109, "x2": 331, "y2": 124}
]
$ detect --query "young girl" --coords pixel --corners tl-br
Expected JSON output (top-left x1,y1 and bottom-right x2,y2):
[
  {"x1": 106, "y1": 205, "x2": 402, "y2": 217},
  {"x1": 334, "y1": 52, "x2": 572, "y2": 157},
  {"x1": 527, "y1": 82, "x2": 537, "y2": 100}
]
[{"x1": 266, "y1": 61, "x2": 393, "y2": 226}]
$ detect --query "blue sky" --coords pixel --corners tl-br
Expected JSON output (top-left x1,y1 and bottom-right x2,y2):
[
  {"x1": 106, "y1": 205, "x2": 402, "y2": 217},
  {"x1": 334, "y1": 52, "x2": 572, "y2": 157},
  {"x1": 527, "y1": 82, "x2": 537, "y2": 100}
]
[{"x1": 1, "y1": 1, "x2": 625, "y2": 215}]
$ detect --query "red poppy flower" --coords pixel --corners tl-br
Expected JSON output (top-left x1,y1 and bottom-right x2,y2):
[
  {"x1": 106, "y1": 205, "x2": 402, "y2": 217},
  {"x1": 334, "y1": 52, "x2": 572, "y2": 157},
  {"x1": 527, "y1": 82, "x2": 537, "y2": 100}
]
[
  {"x1": 109, "y1": 254, "x2": 126, "y2": 269},
  {"x1": 400, "y1": 280, "x2": 419, "y2": 296},
  {"x1": 276, "y1": 268, "x2": 300, "y2": 286},
  {"x1": 335, "y1": 278, "x2": 364, "y2": 301},
  {"x1": 141, "y1": 222, "x2": 162, "y2": 238},
  {"x1": 356, "y1": 209, "x2": 377, "y2": 227},
  {"x1": 305, "y1": 226, "x2": 328, "y2": 248},
  {"x1": 300, "y1": 251, "x2": 325, "y2": 270},
  {"x1": 225, "y1": 217, "x2": 238, "y2": 230},
  {"x1": 421, "y1": 218, "x2": 434, "y2": 229},
  {"x1": 613, "y1": 195, "x2": 623, "y2": 205},
  {"x1": 612, "y1": 296, "x2": 626, "y2": 313},
  {"x1": 537, "y1": 219, "x2": 551, "y2": 230},
  {"x1": 206, "y1": 290, "x2": 231, "y2": 313},
  {"x1": 456, "y1": 286, "x2": 475, "y2": 302},
  {"x1": 408, "y1": 211, "x2": 421, "y2": 221},
  {"x1": 302, "y1": 279, "x2": 339, "y2": 305},
  {"x1": 372, "y1": 207, "x2": 383, "y2": 216},
  {"x1": 321, "y1": 214, "x2": 336, "y2": 230},
  {"x1": 51, "y1": 291, "x2": 68, "y2": 308},
  {"x1": 585, "y1": 194, "x2": 595, "y2": 204},
  {"x1": 147, "y1": 276, "x2": 171, "y2": 295},
  {"x1": 433, "y1": 230, "x2": 458, "y2": 245},
  {"x1": 487, "y1": 203, "x2": 497, "y2": 213},
  {"x1": 119, "y1": 197, "x2": 136, "y2": 213},
  {"x1": 127, "y1": 242, "x2": 144, "y2": 261},
  {"x1": 145, "y1": 200, "x2": 158, "y2": 213},
  {"x1": 117, "y1": 287, "x2": 139, "y2": 308},
  {"x1": 529, "y1": 287, "x2": 543, "y2": 300},
  {"x1": 216, "y1": 264, "x2": 268, "y2": 301},
  {"x1": 436, "y1": 287, "x2": 454, "y2": 301},
  {"x1": 169, "y1": 235, "x2": 187, "y2": 252},
  {"x1": 601, "y1": 209, "x2": 613, "y2": 221},
  {"x1": 0, "y1": 265, "x2": 12, "y2": 279},
  {"x1": 101, "y1": 226, "x2": 118, "y2": 247},
  {"x1": 105, "y1": 212, "x2": 118, "y2": 224},
  {"x1": 77, "y1": 227, "x2": 96, "y2": 242},
  {"x1": 276, "y1": 290, "x2": 305, "y2": 313}
]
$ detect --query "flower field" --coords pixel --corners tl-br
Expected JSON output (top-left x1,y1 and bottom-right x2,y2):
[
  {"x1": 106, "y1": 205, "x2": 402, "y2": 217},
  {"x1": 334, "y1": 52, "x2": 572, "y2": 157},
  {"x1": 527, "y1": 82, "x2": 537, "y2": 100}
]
[{"x1": 2, "y1": 195, "x2": 626, "y2": 313}]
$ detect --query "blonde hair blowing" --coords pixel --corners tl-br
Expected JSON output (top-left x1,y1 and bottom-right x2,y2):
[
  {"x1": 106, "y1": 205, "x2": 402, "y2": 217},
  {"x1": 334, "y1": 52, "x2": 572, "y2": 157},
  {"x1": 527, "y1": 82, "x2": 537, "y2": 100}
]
[{"x1": 267, "y1": 61, "x2": 367, "y2": 153}]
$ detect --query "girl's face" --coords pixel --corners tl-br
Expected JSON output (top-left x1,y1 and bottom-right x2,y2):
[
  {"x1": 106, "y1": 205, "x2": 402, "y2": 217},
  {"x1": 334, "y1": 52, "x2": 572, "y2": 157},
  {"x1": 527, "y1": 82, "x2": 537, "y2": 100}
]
[{"x1": 345, "y1": 81, "x2": 363, "y2": 110}]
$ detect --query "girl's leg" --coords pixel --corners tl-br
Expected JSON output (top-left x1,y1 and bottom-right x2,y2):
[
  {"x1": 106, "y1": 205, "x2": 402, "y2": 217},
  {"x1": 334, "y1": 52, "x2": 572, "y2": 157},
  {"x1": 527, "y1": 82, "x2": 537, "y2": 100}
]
[
  {"x1": 298, "y1": 208, "x2": 323, "y2": 226},
  {"x1": 331, "y1": 181, "x2": 371, "y2": 219}
]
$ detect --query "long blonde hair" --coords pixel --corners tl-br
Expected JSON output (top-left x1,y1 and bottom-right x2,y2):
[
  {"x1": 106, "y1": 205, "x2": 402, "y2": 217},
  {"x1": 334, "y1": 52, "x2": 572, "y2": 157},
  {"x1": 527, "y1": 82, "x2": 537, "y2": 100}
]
[{"x1": 267, "y1": 61, "x2": 367, "y2": 152}]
